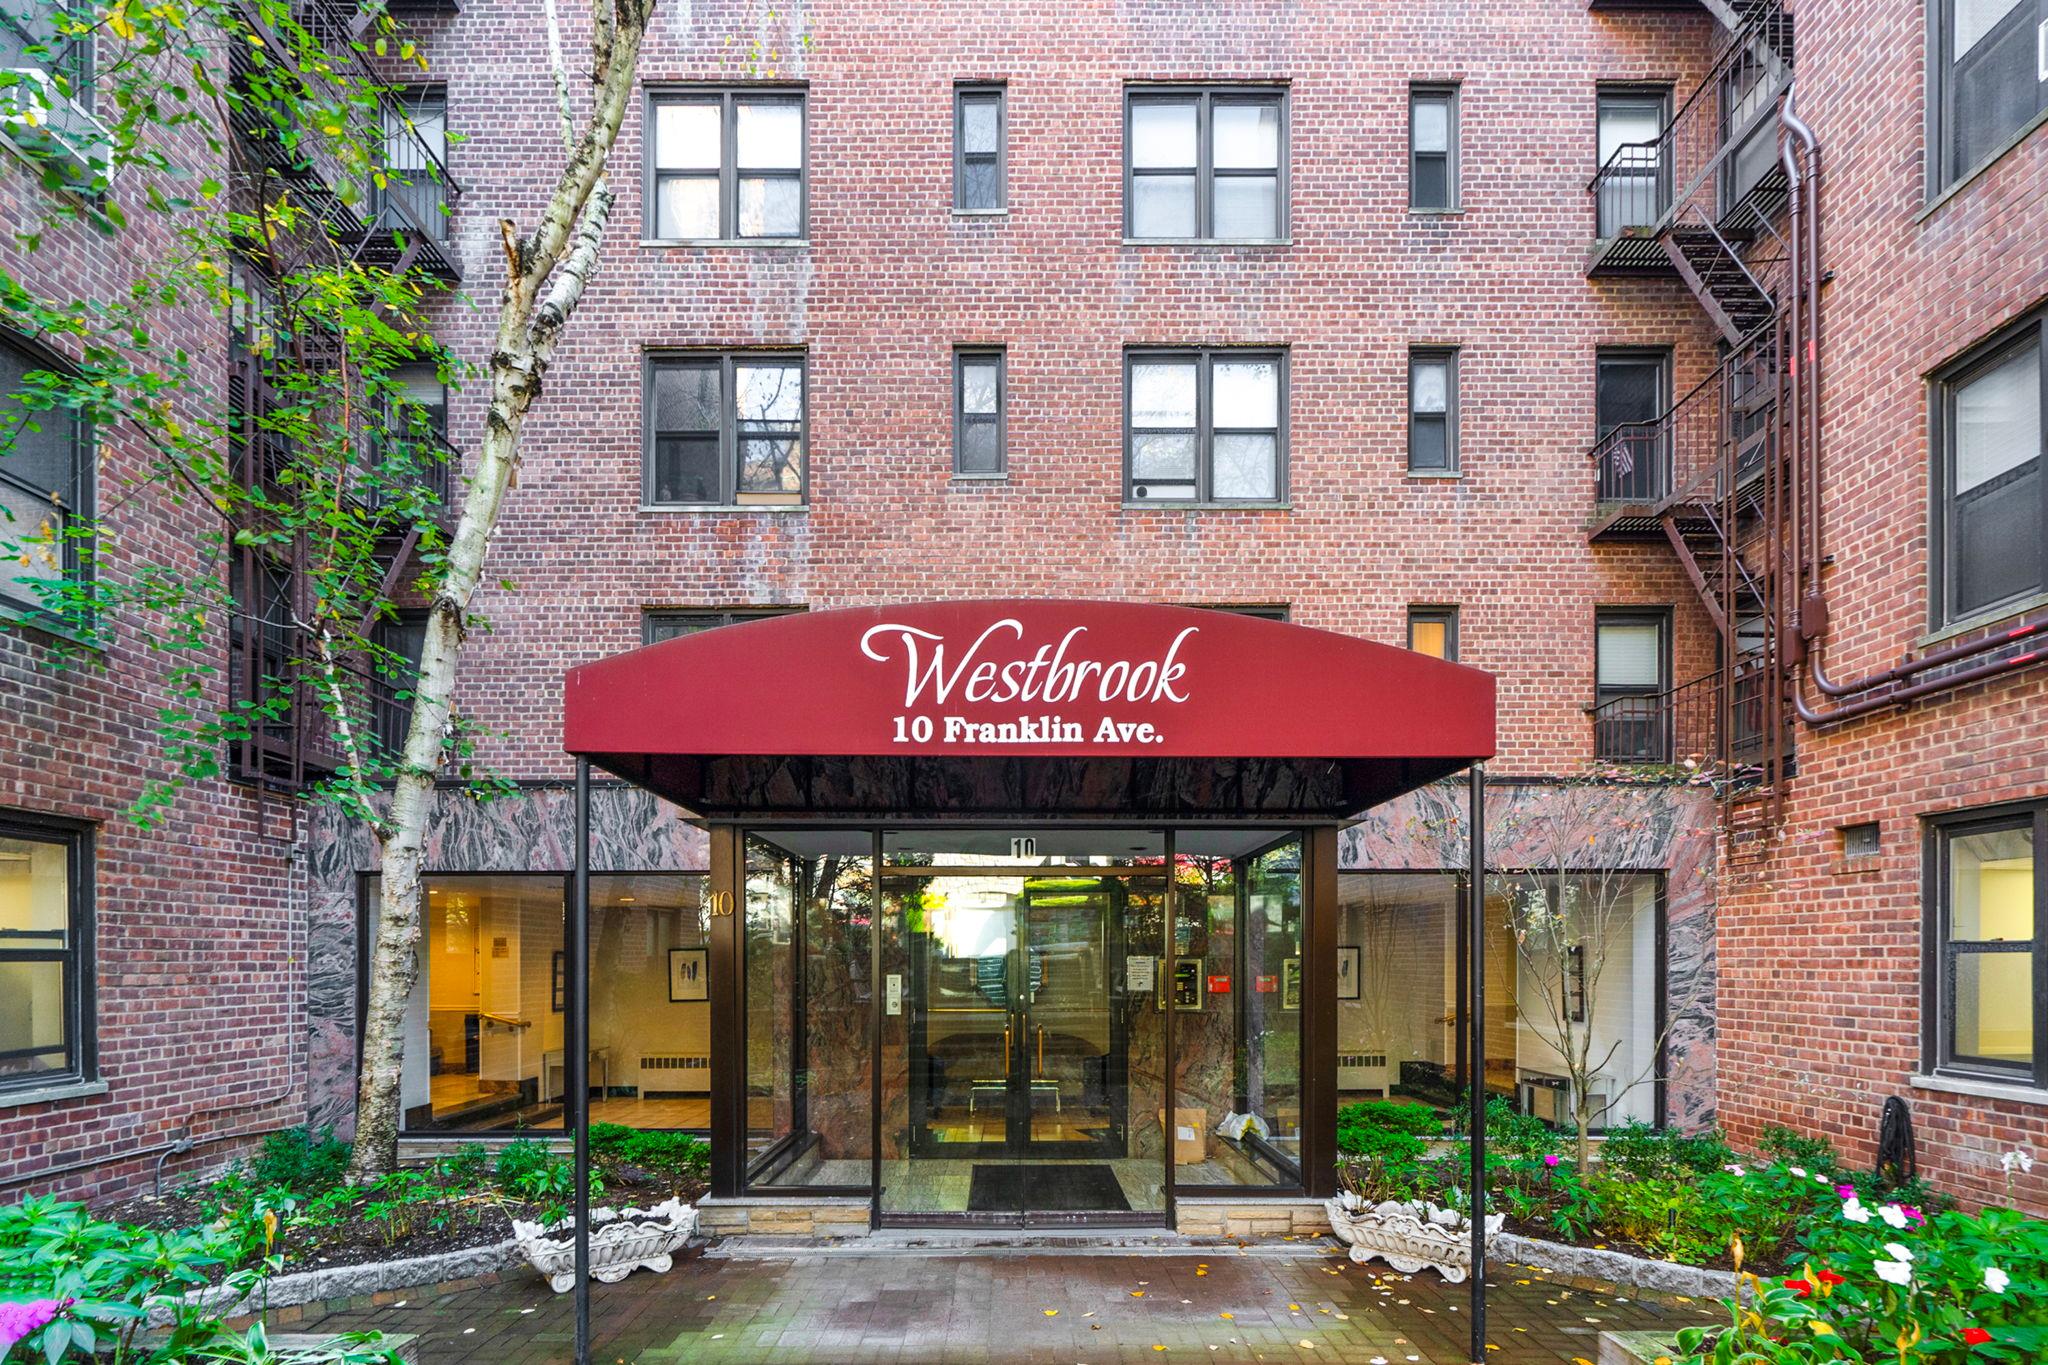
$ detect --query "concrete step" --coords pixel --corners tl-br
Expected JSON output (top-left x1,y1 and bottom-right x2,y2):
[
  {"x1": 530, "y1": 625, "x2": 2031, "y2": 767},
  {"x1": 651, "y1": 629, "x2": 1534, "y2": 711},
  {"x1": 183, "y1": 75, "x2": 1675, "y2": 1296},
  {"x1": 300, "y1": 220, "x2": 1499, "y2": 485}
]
[{"x1": 710, "y1": 1229, "x2": 1339, "y2": 1259}]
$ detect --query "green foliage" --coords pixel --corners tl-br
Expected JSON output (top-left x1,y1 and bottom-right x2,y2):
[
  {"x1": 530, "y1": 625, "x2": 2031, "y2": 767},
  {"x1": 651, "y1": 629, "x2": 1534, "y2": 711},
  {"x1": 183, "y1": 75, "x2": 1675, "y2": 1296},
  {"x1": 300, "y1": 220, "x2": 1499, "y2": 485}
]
[
  {"x1": 246, "y1": 1127, "x2": 353, "y2": 1196},
  {"x1": 1675, "y1": 1201, "x2": 2048, "y2": 1363},
  {"x1": 431, "y1": 1142, "x2": 491, "y2": 1189},
  {"x1": 1335, "y1": 1100, "x2": 1443, "y2": 1148},
  {"x1": 1600, "y1": 1120, "x2": 1737, "y2": 1182},
  {"x1": 0, "y1": 1194, "x2": 398, "y2": 1362},
  {"x1": 1757, "y1": 1123, "x2": 1840, "y2": 1174},
  {"x1": 491, "y1": 1139, "x2": 559, "y2": 1193}
]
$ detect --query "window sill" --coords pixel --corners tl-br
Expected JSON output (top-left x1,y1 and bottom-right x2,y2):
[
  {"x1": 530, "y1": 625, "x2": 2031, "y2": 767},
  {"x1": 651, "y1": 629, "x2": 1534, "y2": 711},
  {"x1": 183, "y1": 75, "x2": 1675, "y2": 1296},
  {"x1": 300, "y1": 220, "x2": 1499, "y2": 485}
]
[
  {"x1": 1120, "y1": 237, "x2": 1292, "y2": 248},
  {"x1": 951, "y1": 208, "x2": 1009, "y2": 218},
  {"x1": 1121, "y1": 501, "x2": 1291, "y2": 512},
  {"x1": 1907, "y1": 1072, "x2": 2048, "y2": 1108},
  {"x1": 0, "y1": 599, "x2": 101, "y2": 650},
  {"x1": 1917, "y1": 589, "x2": 2048, "y2": 649},
  {"x1": 639, "y1": 504, "x2": 809, "y2": 514},
  {"x1": 1405, "y1": 470, "x2": 1463, "y2": 481},
  {"x1": 950, "y1": 473, "x2": 1008, "y2": 483},
  {"x1": 1408, "y1": 207, "x2": 1465, "y2": 217},
  {"x1": 1918, "y1": 107, "x2": 2048, "y2": 223},
  {"x1": 0, "y1": 1078, "x2": 107, "y2": 1110},
  {"x1": 638, "y1": 238, "x2": 810, "y2": 250}
]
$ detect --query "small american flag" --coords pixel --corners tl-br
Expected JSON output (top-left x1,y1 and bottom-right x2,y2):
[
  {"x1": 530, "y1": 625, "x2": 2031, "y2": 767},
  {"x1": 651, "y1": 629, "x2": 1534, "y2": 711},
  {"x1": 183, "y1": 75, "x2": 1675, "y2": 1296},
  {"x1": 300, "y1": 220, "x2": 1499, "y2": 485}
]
[{"x1": 1612, "y1": 441, "x2": 1635, "y2": 478}]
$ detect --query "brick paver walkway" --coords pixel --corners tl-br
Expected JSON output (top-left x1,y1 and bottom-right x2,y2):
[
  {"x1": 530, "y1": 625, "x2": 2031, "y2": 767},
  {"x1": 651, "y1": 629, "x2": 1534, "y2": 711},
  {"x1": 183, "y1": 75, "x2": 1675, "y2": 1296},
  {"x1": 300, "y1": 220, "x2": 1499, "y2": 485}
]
[{"x1": 287, "y1": 1248, "x2": 1721, "y2": 1364}]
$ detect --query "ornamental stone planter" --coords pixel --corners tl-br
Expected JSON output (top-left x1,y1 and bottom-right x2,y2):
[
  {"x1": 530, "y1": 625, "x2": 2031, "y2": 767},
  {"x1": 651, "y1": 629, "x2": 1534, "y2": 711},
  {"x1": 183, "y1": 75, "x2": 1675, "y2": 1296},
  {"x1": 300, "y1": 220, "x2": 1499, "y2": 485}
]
[
  {"x1": 1324, "y1": 1193, "x2": 1504, "y2": 1284},
  {"x1": 512, "y1": 1198, "x2": 698, "y2": 1293}
]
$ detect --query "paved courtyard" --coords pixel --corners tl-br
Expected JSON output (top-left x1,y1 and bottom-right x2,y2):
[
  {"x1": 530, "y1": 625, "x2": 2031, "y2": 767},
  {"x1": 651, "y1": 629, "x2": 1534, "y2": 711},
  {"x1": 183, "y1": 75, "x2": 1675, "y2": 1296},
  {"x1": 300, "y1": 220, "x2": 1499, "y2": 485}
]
[{"x1": 285, "y1": 1245, "x2": 1722, "y2": 1364}]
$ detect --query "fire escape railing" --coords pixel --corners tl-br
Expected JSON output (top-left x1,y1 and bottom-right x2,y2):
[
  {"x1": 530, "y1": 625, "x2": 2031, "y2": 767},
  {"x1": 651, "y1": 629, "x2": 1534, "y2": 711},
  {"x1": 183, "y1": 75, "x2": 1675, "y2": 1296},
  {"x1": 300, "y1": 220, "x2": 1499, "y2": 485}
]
[
  {"x1": 227, "y1": 0, "x2": 462, "y2": 281},
  {"x1": 1587, "y1": 0, "x2": 1794, "y2": 282}
]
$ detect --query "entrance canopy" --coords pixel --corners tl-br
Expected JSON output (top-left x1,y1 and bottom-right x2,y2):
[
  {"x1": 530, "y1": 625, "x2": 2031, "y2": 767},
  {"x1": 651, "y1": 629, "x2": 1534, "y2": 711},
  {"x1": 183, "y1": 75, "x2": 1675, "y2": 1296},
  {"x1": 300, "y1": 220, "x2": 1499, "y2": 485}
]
[{"x1": 563, "y1": 600, "x2": 1495, "y2": 819}]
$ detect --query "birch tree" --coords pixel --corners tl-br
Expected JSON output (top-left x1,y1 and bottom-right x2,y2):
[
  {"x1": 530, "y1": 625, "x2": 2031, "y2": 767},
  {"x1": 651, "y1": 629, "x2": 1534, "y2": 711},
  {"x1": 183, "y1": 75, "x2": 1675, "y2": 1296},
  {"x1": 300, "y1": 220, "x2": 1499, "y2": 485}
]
[{"x1": 0, "y1": 0, "x2": 653, "y2": 1180}]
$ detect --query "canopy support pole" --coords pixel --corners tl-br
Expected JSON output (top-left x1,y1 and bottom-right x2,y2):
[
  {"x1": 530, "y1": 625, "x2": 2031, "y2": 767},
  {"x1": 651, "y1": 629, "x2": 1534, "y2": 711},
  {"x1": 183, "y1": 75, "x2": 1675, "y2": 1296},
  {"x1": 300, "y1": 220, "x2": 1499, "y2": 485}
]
[
  {"x1": 1467, "y1": 762, "x2": 1487, "y2": 1363},
  {"x1": 571, "y1": 758, "x2": 592, "y2": 1364}
]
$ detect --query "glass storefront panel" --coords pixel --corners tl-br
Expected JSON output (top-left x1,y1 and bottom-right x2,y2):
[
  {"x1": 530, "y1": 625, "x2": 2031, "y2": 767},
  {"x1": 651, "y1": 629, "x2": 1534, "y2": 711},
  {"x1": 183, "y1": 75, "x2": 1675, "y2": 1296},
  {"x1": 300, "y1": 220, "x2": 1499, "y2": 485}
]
[
  {"x1": 744, "y1": 832, "x2": 874, "y2": 1190},
  {"x1": 1338, "y1": 870, "x2": 1663, "y2": 1129},
  {"x1": 370, "y1": 872, "x2": 708, "y2": 1134},
  {"x1": 1171, "y1": 830, "x2": 1304, "y2": 1188}
]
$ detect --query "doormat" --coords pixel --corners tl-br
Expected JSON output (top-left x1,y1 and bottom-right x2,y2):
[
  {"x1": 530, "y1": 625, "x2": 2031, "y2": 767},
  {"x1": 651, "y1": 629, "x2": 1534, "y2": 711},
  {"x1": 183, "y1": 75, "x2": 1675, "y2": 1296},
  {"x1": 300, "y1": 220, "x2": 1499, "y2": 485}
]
[{"x1": 966, "y1": 1164, "x2": 1131, "y2": 1212}]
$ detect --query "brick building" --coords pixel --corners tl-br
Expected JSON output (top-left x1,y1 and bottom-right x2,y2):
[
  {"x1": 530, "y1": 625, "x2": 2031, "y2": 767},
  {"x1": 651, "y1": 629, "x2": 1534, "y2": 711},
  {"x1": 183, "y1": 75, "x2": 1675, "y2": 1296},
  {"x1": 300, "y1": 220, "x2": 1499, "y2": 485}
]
[{"x1": 2, "y1": 0, "x2": 2043, "y2": 1222}]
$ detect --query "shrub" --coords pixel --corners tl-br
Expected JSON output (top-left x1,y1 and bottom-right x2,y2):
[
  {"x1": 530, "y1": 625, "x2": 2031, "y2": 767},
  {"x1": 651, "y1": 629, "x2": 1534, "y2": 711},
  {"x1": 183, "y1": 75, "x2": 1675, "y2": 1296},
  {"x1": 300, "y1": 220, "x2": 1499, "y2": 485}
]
[
  {"x1": 492, "y1": 1139, "x2": 559, "y2": 1194},
  {"x1": 1757, "y1": 1123, "x2": 1838, "y2": 1174},
  {"x1": 245, "y1": 1126, "x2": 352, "y2": 1195},
  {"x1": 1599, "y1": 1120, "x2": 1736, "y2": 1182},
  {"x1": 1336, "y1": 1101, "x2": 1443, "y2": 1143},
  {"x1": 432, "y1": 1142, "x2": 490, "y2": 1190}
]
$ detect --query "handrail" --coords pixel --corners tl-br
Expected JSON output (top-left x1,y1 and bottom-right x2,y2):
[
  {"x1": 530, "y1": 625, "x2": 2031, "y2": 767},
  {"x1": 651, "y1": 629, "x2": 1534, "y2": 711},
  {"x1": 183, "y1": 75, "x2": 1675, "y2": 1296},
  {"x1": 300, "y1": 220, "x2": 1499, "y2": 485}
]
[{"x1": 1588, "y1": 326, "x2": 1777, "y2": 506}]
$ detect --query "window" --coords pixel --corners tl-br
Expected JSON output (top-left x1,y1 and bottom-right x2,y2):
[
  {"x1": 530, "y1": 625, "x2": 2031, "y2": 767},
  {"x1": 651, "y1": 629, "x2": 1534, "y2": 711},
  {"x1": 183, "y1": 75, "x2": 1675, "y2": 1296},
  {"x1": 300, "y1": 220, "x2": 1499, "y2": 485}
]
[
  {"x1": 954, "y1": 85, "x2": 1005, "y2": 212},
  {"x1": 378, "y1": 86, "x2": 449, "y2": 241},
  {"x1": 1934, "y1": 312, "x2": 2045, "y2": 626},
  {"x1": 1594, "y1": 609, "x2": 1671, "y2": 761},
  {"x1": 643, "y1": 607, "x2": 802, "y2": 644},
  {"x1": 0, "y1": 812, "x2": 93, "y2": 1099},
  {"x1": 1596, "y1": 89, "x2": 1668, "y2": 237},
  {"x1": 646, "y1": 89, "x2": 805, "y2": 241},
  {"x1": 1125, "y1": 87, "x2": 1285, "y2": 241},
  {"x1": 1125, "y1": 348, "x2": 1285, "y2": 504},
  {"x1": 1409, "y1": 86, "x2": 1458, "y2": 210},
  {"x1": 0, "y1": 334, "x2": 91, "y2": 616},
  {"x1": 364, "y1": 873, "x2": 709, "y2": 1133},
  {"x1": 1408, "y1": 349, "x2": 1458, "y2": 473},
  {"x1": 1596, "y1": 349, "x2": 1670, "y2": 502},
  {"x1": 0, "y1": 3, "x2": 90, "y2": 101},
  {"x1": 1201, "y1": 604, "x2": 1290, "y2": 620},
  {"x1": 1934, "y1": 0, "x2": 2048, "y2": 190},
  {"x1": 1927, "y1": 804, "x2": 2043, "y2": 1085},
  {"x1": 645, "y1": 352, "x2": 806, "y2": 507},
  {"x1": 367, "y1": 361, "x2": 449, "y2": 508},
  {"x1": 372, "y1": 609, "x2": 428, "y2": 756},
  {"x1": 1407, "y1": 607, "x2": 1458, "y2": 661},
  {"x1": 954, "y1": 349, "x2": 1005, "y2": 476}
]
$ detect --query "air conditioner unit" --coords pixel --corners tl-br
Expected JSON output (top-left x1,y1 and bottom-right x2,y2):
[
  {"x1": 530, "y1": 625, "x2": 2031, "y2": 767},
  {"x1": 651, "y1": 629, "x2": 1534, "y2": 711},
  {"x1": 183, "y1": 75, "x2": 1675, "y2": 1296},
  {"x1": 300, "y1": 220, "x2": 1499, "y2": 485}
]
[{"x1": 0, "y1": 67, "x2": 111, "y2": 190}]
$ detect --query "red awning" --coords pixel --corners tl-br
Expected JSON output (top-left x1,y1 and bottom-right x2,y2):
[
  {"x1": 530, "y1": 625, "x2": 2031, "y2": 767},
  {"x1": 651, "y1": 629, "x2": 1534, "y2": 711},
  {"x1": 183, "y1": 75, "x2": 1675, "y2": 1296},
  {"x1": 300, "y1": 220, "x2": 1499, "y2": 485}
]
[{"x1": 564, "y1": 600, "x2": 1495, "y2": 818}]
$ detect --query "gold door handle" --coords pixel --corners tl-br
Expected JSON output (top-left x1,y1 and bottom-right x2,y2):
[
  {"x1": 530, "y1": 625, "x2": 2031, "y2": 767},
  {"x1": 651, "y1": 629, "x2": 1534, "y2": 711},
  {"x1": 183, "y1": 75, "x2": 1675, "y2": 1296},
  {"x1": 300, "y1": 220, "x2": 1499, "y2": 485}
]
[
  {"x1": 1003, "y1": 1022, "x2": 1010, "y2": 1073},
  {"x1": 1037, "y1": 1025, "x2": 1045, "y2": 1077}
]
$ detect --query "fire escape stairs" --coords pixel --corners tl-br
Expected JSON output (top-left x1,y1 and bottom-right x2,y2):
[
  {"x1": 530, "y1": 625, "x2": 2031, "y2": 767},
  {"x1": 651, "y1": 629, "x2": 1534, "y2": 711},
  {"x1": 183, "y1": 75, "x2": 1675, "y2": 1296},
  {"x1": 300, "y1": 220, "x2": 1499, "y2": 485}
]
[{"x1": 1661, "y1": 223, "x2": 1777, "y2": 346}]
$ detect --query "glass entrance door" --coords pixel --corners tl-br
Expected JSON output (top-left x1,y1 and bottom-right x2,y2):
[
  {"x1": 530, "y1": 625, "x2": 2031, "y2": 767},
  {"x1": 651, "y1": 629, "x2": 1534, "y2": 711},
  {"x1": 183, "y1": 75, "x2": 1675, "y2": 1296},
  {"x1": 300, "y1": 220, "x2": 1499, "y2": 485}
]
[{"x1": 880, "y1": 830, "x2": 1168, "y2": 1223}]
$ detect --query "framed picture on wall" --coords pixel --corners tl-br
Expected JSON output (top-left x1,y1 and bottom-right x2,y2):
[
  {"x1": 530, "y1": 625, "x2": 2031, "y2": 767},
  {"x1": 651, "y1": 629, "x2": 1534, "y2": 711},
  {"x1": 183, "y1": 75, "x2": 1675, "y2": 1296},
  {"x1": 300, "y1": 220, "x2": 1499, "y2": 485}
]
[
  {"x1": 1336, "y1": 946, "x2": 1360, "y2": 1001},
  {"x1": 1281, "y1": 956, "x2": 1302, "y2": 1011},
  {"x1": 1172, "y1": 957, "x2": 1204, "y2": 1011},
  {"x1": 551, "y1": 951, "x2": 565, "y2": 1013},
  {"x1": 669, "y1": 947, "x2": 708, "y2": 1002}
]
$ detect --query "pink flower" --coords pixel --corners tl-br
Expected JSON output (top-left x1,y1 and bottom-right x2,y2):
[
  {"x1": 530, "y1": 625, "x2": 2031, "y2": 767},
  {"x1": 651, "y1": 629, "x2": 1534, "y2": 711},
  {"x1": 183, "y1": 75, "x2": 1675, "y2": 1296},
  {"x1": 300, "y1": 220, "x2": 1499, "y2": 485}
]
[
  {"x1": 1903, "y1": 1206, "x2": 1925, "y2": 1223},
  {"x1": 1543, "y1": 1154, "x2": 1560, "y2": 1169},
  {"x1": 0, "y1": 1299, "x2": 71, "y2": 1350},
  {"x1": 1836, "y1": 1185, "x2": 1857, "y2": 1199}
]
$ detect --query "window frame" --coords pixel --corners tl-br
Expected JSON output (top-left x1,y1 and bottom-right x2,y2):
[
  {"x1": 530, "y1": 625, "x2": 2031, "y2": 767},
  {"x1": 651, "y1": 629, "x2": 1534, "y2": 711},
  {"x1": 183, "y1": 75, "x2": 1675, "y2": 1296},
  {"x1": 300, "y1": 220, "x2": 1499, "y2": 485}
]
[
  {"x1": 1407, "y1": 605, "x2": 1460, "y2": 661},
  {"x1": 1407, "y1": 347, "x2": 1460, "y2": 474},
  {"x1": 953, "y1": 83, "x2": 1007, "y2": 213},
  {"x1": 0, "y1": 329, "x2": 94, "y2": 621},
  {"x1": 643, "y1": 87, "x2": 809, "y2": 244},
  {"x1": 1122, "y1": 346, "x2": 1289, "y2": 507},
  {"x1": 953, "y1": 347, "x2": 1007, "y2": 479},
  {"x1": 1929, "y1": 308, "x2": 2048, "y2": 631},
  {"x1": 1593, "y1": 606, "x2": 1673, "y2": 762},
  {"x1": 1594, "y1": 85, "x2": 1673, "y2": 239},
  {"x1": 375, "y1": 83, "x2": 450, "y2": 243},
  {"x1": 1122, "y1": 85, "x2": 1289, "y2": 243},
  {"x1": 1595, "y1": 346, "x2": 1673, "y2": 502},
  {"x1": 0, "y1": 809, "x2": 95, "y2": 1101},
  {"x1": 1922, "y1": 800, "x2": 2047, "y2": 1087},
  {"x1": 1408, "y1": 84, "x2": 1460, "y2": 212},
  {"x1": 642, "y1": 350, "x2": 809, "y2": 509},
  {"x1": 642, "y1": 606, "x2": 804, "y2": 645},
  {"x1": 1928, "y1": 0, "x2": 2048, "y2": 196}
]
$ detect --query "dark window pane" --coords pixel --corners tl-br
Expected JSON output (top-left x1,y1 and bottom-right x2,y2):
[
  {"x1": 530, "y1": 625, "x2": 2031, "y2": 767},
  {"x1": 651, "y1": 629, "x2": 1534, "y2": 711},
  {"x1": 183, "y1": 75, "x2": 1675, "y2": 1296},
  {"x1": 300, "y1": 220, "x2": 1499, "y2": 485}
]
[
  {"x1": 1409, "y1": 414, "x2": 1448, "y2": 470},
  {"x1": 653, "y1": 363, "x2": 721, "y2": 433},
  {"x1": 0, "y1": 344, "x2": 76, "y2": 496},
  {"x1": 1950, "y1": 1, "x2": 2044, "y2": 176},
  {"x1": 654, "y1": 434, "x2": 720, "y2": 503},
  {"x1": 1954, "y1": 462, "x2": 2041, "y2": 614},
  {"x1": 959, "y1": 419, "x2": 1000, "y2": 474},
  {"x1": 1412, "y1": 155, "x2": 1449, "y2": 209},
  {"x1": 1597, "y1": 359, "x2": 1664, "y2": 434},
  {"x1": 960, "y1": 156, "x2": 1000, "y2": 210}
]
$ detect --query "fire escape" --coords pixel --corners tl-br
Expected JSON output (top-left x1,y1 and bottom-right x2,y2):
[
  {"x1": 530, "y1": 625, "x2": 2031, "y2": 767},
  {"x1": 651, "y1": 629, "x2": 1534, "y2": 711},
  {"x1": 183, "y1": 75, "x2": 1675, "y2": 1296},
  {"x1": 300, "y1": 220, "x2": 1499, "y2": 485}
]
[
  {"x1": 225, "y1": 0, "x2": 461, "y2": 800},
  {"x1": 1583, "y1": 0, "x2": 1796, "y2": 863}
]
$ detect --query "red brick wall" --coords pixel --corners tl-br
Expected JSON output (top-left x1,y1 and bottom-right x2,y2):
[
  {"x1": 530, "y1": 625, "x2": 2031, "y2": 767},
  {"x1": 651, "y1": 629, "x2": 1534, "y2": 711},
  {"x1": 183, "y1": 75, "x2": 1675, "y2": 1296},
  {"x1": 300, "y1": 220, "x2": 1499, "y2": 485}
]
[
  {"x1": 401, "y1": 0, "x2": 1725, "y2": 783},
  {"x1": 1709, "y1": 0, "x2": 2048, "y2": 1213},
  {"x1": 0, "y1": 106, "x2": 305, "y2": 1202}
]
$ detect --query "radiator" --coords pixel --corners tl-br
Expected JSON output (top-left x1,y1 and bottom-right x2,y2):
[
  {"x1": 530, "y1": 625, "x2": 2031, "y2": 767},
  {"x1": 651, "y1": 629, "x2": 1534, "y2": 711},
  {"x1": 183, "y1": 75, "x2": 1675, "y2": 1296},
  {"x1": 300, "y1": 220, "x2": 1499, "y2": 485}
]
[
  {"x1": 637, "y1": 1052, "x2": 711, "y2": 1094},
  {"x1": 1337, "y1": 1053, "x2": 1390, "y2": 1094}
]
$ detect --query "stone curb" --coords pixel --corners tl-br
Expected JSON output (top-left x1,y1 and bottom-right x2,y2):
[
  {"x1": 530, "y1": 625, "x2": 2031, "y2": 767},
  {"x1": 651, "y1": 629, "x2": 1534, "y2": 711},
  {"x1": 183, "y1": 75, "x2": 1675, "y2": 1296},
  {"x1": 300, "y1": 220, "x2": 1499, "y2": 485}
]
[
  {"x1": 149, "y1": 1237, "x2": 524, "y2": 1326},
  {"x1": 1495, "y1": 1231, "x2": 1739, "y2": 1299}
]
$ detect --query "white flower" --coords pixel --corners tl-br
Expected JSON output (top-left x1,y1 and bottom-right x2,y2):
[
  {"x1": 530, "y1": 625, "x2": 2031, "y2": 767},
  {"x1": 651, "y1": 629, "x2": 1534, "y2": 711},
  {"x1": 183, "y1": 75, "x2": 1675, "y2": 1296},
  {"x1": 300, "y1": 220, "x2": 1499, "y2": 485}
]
[
  {"x1": 1883, "y1": 1242, "x2": 1914, "y2": 1262},
  {"x1": 1790, "y1": 1166, "x2": 1808, "y2": 1179},
  {"x1": 1725, "y1": 1164, "x2": 1746, "y2": 1177},
  {"x1": 1879, "y1": 1204, "x2": 1909, "y2": 1229},
  {"x1": 1984, "y1": 1266, "x2": 2010, "y2": 1293},
  {"x1": 1874, "y1": 1258, "x2": 1913, "y2": 1287},
  {"x1": 2001, "y1": 1148, "x2": 2036, "y2": 1175},
  {"x1": 1814, "y1": 1172, "x2": 1832, "y2": 1185},
  {"x1": 1840, "y1": 1198, "x2": 1872, "y2": 1224}
]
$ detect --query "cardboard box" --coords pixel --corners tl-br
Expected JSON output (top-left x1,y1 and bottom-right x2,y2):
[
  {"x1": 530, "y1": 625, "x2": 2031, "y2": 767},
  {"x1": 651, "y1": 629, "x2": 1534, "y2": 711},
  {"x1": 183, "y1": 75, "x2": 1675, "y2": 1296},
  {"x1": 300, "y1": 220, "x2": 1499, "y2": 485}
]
[{"x1": 1159, "y1": 1106, "x2": 1208, "y2": 1165}]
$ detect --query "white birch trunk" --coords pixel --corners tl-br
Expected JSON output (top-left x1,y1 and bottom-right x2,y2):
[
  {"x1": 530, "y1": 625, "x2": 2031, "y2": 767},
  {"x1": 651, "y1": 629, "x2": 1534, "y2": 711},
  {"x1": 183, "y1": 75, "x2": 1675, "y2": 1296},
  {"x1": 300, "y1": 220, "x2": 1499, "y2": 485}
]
[{"x1": 349, "y1": 0, "x2": 652, "y2": 1181}]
